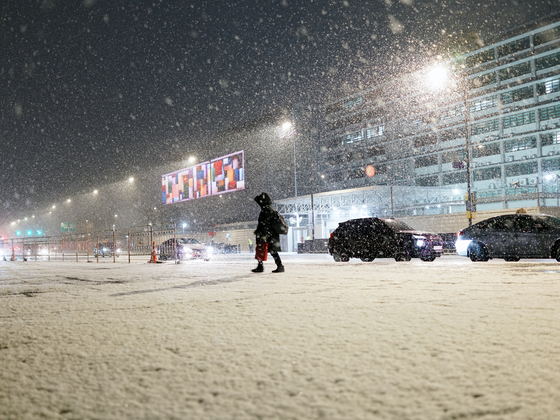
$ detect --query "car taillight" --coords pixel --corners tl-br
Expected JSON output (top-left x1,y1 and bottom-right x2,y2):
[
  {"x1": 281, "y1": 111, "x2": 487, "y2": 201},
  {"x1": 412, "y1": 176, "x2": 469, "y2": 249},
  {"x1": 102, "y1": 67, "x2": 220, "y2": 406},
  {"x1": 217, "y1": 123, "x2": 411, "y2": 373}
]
[{"x1": 457, "y1": 231, "x2": 463, "y2": 238}]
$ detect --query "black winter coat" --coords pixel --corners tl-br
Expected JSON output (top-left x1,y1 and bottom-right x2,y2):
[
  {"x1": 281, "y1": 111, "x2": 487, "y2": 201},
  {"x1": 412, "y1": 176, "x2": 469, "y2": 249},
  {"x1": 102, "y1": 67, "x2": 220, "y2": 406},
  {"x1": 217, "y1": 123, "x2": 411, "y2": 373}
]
[{"x1": 254, "y1": 194, "x2": 282, "y2": 253}]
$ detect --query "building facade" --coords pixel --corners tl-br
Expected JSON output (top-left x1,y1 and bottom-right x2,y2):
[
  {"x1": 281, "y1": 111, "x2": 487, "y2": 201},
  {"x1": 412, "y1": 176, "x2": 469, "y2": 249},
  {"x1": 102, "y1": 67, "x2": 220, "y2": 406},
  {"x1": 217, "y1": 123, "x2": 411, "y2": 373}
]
[{"x1": 316, "y1": 20, "x2": 560, "y2": 207}]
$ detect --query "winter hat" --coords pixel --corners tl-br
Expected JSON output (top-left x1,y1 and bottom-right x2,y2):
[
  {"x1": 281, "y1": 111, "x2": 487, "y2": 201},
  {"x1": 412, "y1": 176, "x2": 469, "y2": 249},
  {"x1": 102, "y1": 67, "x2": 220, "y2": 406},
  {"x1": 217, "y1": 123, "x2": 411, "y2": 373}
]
[{"x1": 254, "y1": 192, "x2": 272, "y2": 207}]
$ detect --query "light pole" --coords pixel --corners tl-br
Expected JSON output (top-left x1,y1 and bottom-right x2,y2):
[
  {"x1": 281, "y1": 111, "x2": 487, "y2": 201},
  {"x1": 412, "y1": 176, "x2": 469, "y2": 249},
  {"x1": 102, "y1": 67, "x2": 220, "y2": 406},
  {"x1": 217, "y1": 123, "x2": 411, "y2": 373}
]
[
  {"x1": 461, "y1": 73, "x2": 473, "y2": 226},
  {"x1": 427, "y1": 64, "x2": 473, "y2": 225},
  {"x1": 545, "y1": 174, "x2": 560, "y2": 206},
  {"x1": 281, "y1": 119, "x2": 298, "y2": 198}
]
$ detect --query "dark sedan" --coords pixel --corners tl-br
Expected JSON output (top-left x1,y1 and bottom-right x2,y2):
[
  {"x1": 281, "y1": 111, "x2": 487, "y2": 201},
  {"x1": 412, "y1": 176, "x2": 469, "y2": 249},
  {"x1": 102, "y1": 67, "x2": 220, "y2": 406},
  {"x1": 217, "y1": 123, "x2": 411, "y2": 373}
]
[
  {"x1": 328, "y1": 217, "x2": 443, "y2": 262},
  {"x1": 456, "y1": 213, "x2": 560, "y2": 262}
]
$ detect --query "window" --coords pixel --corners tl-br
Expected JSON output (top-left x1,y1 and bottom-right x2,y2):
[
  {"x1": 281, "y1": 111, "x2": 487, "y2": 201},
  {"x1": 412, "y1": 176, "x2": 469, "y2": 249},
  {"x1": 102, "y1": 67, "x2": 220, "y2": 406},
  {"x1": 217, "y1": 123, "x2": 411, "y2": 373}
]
[
  {"x1": 542, "y1": 157, "x2": 560, "y2": 172},
  {"x1": 374, "y1": 164, "x2": 387, "y2": 175},
  {"x1": 366, "y1": 125, "x2": 385, "y2": 139},
  {"x1": 472, "y1": 119, "x2": 499, "y2": 135},
  {"x1": 505, "y1": 162, "x2": 538, "y2": 177},
  {"x1": 440, "y1": 104, "x2": 465, "y2": 120},
  {"x1": 472, "y1": 143, "x2": 500, "y2": 158},
  {"x1": 365, "y1": 145, "x2": 385, "y2": 157},
  {"x1": 415, "y1": 154, "x2": 438, "y2": 168},
  {"x1": 541, "y1": 132, "x2": 560, "y2": 146},
  {"x1": 346, "y1": 130, "x2": 363, "y2": 144},
  {"x1": 347, "y1": 167, "x2": 366, "y2": 180},
  {"x1": 440, "y1": 127, "x2": 465, "y2": 142},
  {"x1": 327, "y1": 137, "x2": 344, "y2": 149},
  {"x1": 416, "y1": 175, "x2": 439, "y2": 186},
  {"x1": 534, "y1": 28, "x2": 560, "y2": 46},
  {"x1": 505, "y1": 136, "x2": 537, "y2": 152},
  {"x1": 344, "y1": 96, "x2": 363, "y2": 109},
  {"x1": 474, "y1": 167, "x2": 501, "y2": 181},
  {"x1": 497, "y1": 38, "x2": 530, "y2": 57},
  {"x1": 443, "y1": 172, "x2": 467, "y2": 185},
  {"x1": 442, "y1": 150, "x2": 466, "y2": 163},
  {"x1": 349, "y1": 150, "x2": 364, "y2": 162},
  {"x1": 468, "y1": 72, "x2": 497, "y2": 89},
  {"x1": 327, "y1": 155, "x2": 345, "y2": 166},
  {"x1": 325, "y1": 102, "x2": 343, "y2": 115},
  {"x1": 329, "y1": 171, "x2": 344, "y2": 183},
  {"x1": 465, "y1": 49, "x2": 495, "y2": 67},
  {"x1": 471, "y1": 95, "x2": 497, "y2": 112},
  {"x1": 413, "y1": 133, "x2": 437, "y2": 148},
  {"x1": 540, "y1": 104, "x2": 560, "y2": 121},
  {"x1": 503, "y1": 111, "x2": 535, "y2": 129},
  {"x1": 537, "y1": 79, "x2": 560, "y2": 95},
  {"x1": 536, "y1": 52, "x2": 560, "y2": 71},
  {"x1": 501, "y1": 86, "x2": 533, "y2": 104},
  {"x1": 498, "y1": 62, "x2": 531, "y2": 81}
]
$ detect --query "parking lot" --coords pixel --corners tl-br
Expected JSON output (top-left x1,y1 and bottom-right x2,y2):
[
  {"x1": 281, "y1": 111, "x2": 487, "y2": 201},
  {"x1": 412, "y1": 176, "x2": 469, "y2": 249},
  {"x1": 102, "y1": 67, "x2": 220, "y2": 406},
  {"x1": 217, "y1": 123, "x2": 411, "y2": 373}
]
[{"x1": 1, "y1": 253, "x2": 559, "y2": 419}]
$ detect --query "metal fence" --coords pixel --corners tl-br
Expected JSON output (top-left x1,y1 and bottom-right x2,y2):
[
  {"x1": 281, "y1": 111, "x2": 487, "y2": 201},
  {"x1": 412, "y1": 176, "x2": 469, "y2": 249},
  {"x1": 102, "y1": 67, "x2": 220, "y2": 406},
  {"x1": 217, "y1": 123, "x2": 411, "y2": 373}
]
[{"x1": 1, "y1": 224, "x2": 186, "y2": 263}]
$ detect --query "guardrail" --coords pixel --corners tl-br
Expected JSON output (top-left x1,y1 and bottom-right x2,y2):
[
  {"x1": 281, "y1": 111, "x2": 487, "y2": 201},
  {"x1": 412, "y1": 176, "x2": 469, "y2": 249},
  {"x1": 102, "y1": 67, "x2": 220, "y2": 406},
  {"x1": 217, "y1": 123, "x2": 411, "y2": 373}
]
[{"x1": 1, "y1": 224, "x2": 188, "y2": 263}]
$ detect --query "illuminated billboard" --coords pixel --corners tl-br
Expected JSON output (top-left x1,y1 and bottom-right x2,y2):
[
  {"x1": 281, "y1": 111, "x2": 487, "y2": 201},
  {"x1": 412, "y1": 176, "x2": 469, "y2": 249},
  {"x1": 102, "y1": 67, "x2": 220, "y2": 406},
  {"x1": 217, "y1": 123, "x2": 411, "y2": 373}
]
[{"x1": 162, "y1": 151, "x2": 245, "y2": 204}]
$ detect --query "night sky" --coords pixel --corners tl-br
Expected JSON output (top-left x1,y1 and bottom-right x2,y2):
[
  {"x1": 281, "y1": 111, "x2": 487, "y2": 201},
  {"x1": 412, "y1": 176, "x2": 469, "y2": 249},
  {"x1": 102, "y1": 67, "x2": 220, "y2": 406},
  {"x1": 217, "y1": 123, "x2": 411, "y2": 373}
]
[{"x1": 2, "y1": 0, "x2": 559, "y2": 225}]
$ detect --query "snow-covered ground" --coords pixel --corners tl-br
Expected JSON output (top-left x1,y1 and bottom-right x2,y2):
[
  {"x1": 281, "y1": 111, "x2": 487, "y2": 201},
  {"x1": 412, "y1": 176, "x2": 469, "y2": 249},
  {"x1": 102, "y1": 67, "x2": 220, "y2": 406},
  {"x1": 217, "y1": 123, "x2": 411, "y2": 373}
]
[{"x1": 1, "y1": 253, "x2": 559, "y2": 419}]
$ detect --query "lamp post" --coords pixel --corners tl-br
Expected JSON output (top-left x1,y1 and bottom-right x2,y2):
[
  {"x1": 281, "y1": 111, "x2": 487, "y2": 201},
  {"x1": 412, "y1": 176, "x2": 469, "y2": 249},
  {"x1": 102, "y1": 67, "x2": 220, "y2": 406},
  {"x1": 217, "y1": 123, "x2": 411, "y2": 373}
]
[
  {"x1": 281, "y1": 118, "x2": 298, "y2": 197},
  {"x1": 461, "y1": 73, "x2": 474, "y2": 226},
  {"x1": 545, "y1": 174, "x2": 560, "y2": 206},
  {"x1": 427, "y1": 64, "x2": 473, "y2": 225}
]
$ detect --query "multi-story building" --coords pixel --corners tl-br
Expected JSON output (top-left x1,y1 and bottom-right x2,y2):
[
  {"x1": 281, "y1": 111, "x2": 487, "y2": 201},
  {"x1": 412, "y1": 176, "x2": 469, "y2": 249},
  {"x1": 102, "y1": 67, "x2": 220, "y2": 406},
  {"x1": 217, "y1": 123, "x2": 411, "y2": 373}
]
[{"x1": 318, "y1": 20, "x2": 560, "y2": 199}]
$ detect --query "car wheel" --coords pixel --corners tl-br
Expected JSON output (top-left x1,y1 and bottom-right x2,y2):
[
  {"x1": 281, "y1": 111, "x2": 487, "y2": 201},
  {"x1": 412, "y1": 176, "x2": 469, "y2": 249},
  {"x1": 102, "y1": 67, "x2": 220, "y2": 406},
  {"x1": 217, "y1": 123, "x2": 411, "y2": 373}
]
[
  {"x1": 360, "y1": 256, "x2": 375, "y2": 262},
  {"x1": 504, "y1": 256, "x2": 520, "y2": 262},
  {"x1": 468, "y1": 242, "x2": 489, "y2": 262},
  {"x1": 552, "y1": 242, "x2": 560, "y2": 262},
  {"x1": 332, "y1": 252, "x2": 342, "y2": 262},
  {"x1": 394, "y1": 250, "x2": 411, "y2": 262},
  {"x1": 420, "y1": 254, "x2": 436, "y2": 262}
]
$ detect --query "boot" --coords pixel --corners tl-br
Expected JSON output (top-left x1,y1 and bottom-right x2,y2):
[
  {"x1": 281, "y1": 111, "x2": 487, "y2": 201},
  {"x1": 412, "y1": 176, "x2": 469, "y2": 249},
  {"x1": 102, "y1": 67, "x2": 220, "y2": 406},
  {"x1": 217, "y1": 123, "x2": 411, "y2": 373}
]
[
  {"x1": 272, "y1": 265, "x2": 284, "y2": 273},
  {"x1": 252, "y1": 262, "x2": 264, "y2": 273}
]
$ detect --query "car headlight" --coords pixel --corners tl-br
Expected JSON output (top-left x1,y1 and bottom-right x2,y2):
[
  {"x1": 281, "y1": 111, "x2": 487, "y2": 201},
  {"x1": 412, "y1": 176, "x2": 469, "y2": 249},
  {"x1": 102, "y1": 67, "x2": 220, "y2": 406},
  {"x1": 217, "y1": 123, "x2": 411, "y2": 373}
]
[
  {"x1": 206, "y1": 246, "x2": 213, "y2": 255},
  {"x1": 413, "y1": 235, "x2": 426, "y2": 247}
]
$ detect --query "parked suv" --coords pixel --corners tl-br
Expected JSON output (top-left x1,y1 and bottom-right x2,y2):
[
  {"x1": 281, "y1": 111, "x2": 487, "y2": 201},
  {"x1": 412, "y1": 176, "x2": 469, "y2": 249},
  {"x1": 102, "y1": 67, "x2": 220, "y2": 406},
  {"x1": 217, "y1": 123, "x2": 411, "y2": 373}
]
[
  {"x1": 456, "y1": 213, "x2": 560, "y2": 261},
  {"x1": 328, "y1": 217, "x2": 443, "y2": 262}
]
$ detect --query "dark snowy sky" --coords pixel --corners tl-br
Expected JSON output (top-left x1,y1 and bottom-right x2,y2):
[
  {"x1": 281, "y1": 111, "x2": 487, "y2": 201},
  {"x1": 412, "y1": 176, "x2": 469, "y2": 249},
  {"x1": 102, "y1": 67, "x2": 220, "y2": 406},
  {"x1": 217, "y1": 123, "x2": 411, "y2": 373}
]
[{"x1": 1, "y1": 0, "x2": 559, "y2": 223}]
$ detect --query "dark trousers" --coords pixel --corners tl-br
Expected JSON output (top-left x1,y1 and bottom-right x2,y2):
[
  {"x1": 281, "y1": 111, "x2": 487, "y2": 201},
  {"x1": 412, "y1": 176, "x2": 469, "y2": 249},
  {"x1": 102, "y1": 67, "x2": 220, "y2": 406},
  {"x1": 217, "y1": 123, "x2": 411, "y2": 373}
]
[{"x1": 270, "y1": 250, "x2": 282, "y2": 267}]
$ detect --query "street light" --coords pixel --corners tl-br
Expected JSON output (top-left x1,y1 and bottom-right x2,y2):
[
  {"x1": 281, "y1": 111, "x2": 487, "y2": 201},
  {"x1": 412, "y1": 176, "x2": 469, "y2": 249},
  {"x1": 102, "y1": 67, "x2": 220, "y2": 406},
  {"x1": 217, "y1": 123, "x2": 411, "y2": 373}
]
[
  {"x1": 427, "y1": 63, "x2": 473, "y2": 225},
  {"x1": 280, "y1": 120, "x2": 298, "y2": 197}
]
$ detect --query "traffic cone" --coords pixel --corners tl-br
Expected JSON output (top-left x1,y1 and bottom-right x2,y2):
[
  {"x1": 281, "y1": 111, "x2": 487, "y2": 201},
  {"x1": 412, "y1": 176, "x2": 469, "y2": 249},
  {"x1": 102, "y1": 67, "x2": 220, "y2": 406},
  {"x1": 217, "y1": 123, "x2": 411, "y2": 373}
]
[{"x1": 149, "y1": 241, "x2": 158, "y2": 263}]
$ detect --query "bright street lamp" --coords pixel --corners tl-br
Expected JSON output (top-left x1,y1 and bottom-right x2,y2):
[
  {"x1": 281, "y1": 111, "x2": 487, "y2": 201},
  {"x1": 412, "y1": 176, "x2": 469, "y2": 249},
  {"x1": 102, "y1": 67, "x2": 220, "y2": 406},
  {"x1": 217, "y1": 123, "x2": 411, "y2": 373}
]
[
  {"x1": 280, "y1": 120, "x2": 298, "y2": 197},
  {"x1": 427, "y1": 63, "x2": 473, "y2": 225}
]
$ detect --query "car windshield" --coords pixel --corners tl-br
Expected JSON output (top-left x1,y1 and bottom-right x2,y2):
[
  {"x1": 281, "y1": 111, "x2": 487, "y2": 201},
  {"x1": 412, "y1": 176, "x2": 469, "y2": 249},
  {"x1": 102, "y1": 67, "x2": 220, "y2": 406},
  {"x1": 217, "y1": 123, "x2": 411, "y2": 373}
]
[
  {"x1": 184, "y1": 238, "x2": 200, "y2": 244},
  {"x1": 383, "y1": 219, "x2": 414, "y2": 232},
  {"x1": 540, "y1": 215, "x2": 560, "y2": 228}
]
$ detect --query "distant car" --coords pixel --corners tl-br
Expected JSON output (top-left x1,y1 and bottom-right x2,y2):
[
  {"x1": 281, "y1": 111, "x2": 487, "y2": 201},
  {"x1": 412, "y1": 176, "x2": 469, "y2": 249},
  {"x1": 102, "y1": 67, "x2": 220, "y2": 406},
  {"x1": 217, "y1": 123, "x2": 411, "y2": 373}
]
[
  {"x1": 456, "y1": 214, "x2": 560, "y2": 262},
  {"x1": 94, "y1": 243, "x2": 121, "y2": 258},
  {"x1": 158, "y1": 237, "x2": 212, "y2": 261},
  {"x1": 328, "y1": 217, "x2": 444, "y2": 262}
]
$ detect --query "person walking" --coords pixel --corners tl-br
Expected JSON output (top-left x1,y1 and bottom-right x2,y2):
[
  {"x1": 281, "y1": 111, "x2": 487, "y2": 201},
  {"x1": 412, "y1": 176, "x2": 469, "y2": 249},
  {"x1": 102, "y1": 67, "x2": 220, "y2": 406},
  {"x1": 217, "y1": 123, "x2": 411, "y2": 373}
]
[
  {"x1": 247, "y1": 238, "x2": 254, "y2": 253},
  {"x1": 252, "y1": 192, "x2": 286, "y2": 273}
]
